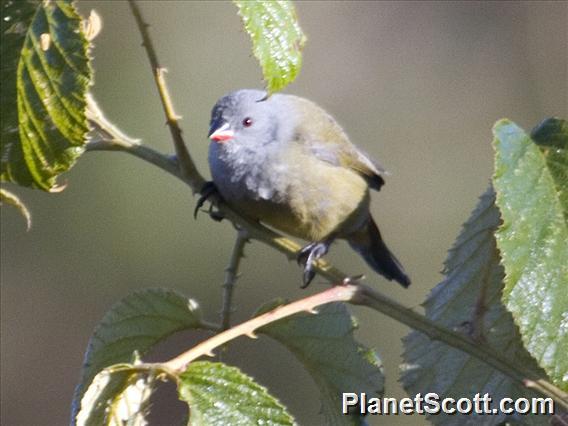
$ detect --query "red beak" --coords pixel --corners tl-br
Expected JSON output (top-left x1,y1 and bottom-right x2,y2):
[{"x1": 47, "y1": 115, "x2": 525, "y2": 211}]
[{"x1": 209, "y1": 123, "x2": 234, "y2": 143}]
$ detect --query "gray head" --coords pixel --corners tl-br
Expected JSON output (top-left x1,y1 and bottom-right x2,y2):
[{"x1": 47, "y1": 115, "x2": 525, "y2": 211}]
[{"x1": 208, "y1": 89, "x2": 290, "y2": 148}]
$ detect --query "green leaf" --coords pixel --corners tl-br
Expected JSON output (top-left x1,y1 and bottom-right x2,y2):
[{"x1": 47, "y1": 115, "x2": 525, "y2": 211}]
[
  {"x1": 178, "y1": 361, "x2": 295, "y2": 426},
  {"x1": 531, "y1": 117, "x2": 568, "y2": 150},
  {"x1": 258, "y1": 301, "x2": 383, "y2": 425},
  {"x1": 531, "y1": 117, "x2": 568, "y2": 219},
  {"x1": 1, "y1": 0, "x2": 92, "y2": 191},
  {"x1": 493, "y1": 119, "x2": 567, "y2": 390},
  {"x1": 76, "y1": 364, "x2": 153, "y2": 426},
  {"x1": 233, "y1": 0, "x2": 306, "y2": 94},
  {"x1": 0, "y1": 187, "x2": 31, "y2": 230},
  {"x1": 1, "y1": 0, "x2": 39, "y2": 186},
  {"x1": 402, "y1": 188, "x2": 551, "y2": 425},
  {"x1": 72, "y1": 289, "x2": 205, "y2": 424}
]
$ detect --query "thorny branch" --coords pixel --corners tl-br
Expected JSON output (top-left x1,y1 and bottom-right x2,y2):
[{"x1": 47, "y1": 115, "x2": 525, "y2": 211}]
[
  {"x1": 221, "y1": 229, "x2": 249, "y2": 331},
  {"x1": 163, "y1": 284, "x2": 359, "y2": 372},
  {"x1": 83, "y1": 0, "x2": 568, "y2": 410}
]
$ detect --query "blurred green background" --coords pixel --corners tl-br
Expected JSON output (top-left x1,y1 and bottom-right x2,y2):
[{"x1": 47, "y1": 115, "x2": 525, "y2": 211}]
[{"x1": 1, "y1": 1, "x2": 566, "y2": 425}]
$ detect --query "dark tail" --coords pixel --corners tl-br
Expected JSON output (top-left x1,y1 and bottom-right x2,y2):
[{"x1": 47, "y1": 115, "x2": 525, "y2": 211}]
[{"x1": 348, "y1": 217, "x2": 411, "y2": 288}]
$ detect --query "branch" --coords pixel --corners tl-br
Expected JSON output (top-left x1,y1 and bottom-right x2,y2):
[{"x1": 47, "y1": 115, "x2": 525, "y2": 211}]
[
  {"x1": 351, "y1": 285, "x2": 568, "y2": 410},
  {"x1": 82, "y1": 1, "x2": 567, "y2": 410},
  {"x1": 163, "y1": 284, "x2": 358, "y2": 372},
  {"x1": 86, "y1": 96, "x2": 181, "y2": 180},
  {"x1": 152, "y1": 281, "x2": 566, "y2": 409},
  {"x1": 127, "y1": 0, "x2": 203, "y2": 192},
  {"x1": 85, "y1": 110, "x2": 568, "y2": 410},
  {"x1": 221, "y1": 229, "x2": 249, "y2": 331}
]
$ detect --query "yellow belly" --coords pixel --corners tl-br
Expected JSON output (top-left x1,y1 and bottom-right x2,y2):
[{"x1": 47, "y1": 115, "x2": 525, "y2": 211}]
[{"x1": 236, "y1": 160, "x2": 370, "y2": 242}]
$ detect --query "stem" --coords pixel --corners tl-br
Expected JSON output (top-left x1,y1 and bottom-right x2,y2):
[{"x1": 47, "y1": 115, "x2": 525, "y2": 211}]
[
  {"x1": 84, "y1": 120, "x2": 568, "y2": 408},
  {"x1": 163, "y1": 285, "x2": 358, "y2": 372},
  {"x1": 86, "y1": 94, "x2": 182, "y2": 180},
  {"x1": 83, "y1": 1, "x2": 568, "y2": 409},
  {"x1": 127, "y1": 0, "x2": 203, "y2": 192},
  {"x1": 157, "y1": 281, "x2": 567, "y2": 409},
  {"x1": 351, "y1": 285, "x2": 568, "y2": 409},
  {"x1": 86, "y1": 137, "x2": 180, "y2": 179},
  {"x1": 221, "y1": 229, "x2": 249, "y2": 331}
]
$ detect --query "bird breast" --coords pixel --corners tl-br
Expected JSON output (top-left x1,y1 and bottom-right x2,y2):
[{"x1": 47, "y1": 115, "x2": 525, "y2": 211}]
[
  {"x1": 209, "y1": 141, "x2": 287, "y2": 202},
  {"x1": 208, "y1": 141, "x2": 370, "y2": 241}
]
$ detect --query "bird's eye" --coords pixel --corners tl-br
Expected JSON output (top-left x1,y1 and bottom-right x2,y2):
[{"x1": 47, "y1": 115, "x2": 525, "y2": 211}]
[{"x1": 242, "y1": 117, "x2": 253, "y2": 128}]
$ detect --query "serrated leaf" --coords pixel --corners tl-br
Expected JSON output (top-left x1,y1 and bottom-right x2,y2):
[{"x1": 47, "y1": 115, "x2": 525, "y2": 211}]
[
  {"x1": 531, "y1": 117, "x2": 568, "y2": 219},
  {"x1": 1, "y1": 0, "x2": 39, "y2": 185},
  {"x1": 402, "y1": 188, "x2": 551, "y2": 425},
  {"x1": 257, "y1": 301, "x2": 383, "y2": 426},
  {"x1": 1, "y1": 0, "x2": 91, "y2": 191},
  {"x1": 531, "y1": 117, "x2": 568, "y2": 150},
  {"x1": 493, "y1": 119, "x2": 567, "y2": 390},
  {"x1": 71, "y1": 289, "x2": 205, "y2": 425},
  {"x1": 76, "y1": 364, "x2": 153, "y2": 426},
  {"x1": 234, "y1": 0, "x2": 306, "y2": 94},
  {"x1": 178, "y1": 361, "x2": 295, "y2": 426},
  {"x1": 0, "y1": 187, "x2": 31, "y2": 229}
]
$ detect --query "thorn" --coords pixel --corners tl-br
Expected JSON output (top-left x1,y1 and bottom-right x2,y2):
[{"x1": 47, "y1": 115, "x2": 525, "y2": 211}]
[
  {"x1": 343, "y1": 274, "x2": 365, "y2": 285},
  {"x1": 205, "y1": 350, "x2": 215, "y2": 357},
  {"x1": 523, "y1": 379, "x2": 537, "y2": 388},
  {"x1": 49, "y1": 180, "x2": 68, "y2": 193},
  {"x1": 246, "y1": 331, "x2": 258, "y2": 339},
  {"x1": 306, "y1": 307, "x2": 319, "y2": 315}
]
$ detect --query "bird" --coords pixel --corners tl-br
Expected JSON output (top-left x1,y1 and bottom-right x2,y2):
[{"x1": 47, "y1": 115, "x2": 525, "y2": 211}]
[{"x1": 204, "y1": 89, "x2": 410, "y2": 289}]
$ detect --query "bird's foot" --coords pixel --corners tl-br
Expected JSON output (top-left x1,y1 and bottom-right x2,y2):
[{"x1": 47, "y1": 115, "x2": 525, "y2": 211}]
[
  {"x1": 194, "y1": 181, "x2": 223, "y2": 221},
  {"x1": 297, "y1": 242, "x2": 316, "y2": 266},
  {"x1": 297, "y1": 241, "x2": 330, "y2": 289}
]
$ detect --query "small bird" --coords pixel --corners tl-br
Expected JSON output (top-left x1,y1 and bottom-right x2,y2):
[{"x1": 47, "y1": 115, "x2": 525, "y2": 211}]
[{"x1": 206, "y1": 89, "x2": 410, "y2": 289}]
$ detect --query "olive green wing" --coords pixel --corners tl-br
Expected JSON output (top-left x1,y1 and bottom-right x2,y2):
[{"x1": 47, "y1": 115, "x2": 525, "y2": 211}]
[{"x1": 291, "y1": 96, "x2": 386, "y2": 190}]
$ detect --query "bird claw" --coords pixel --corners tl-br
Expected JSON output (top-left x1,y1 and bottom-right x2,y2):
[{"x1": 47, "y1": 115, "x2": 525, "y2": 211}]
[
  {"x1": 301, "y1": 268, "x2": 316, "y2": 289},
  {"x1": 297, "y1": 242, "x2": 315, "y2": 266},
  {"x1": 194, "y1": 181, "x2": 220, "y2": 220},
  {"x1": 297, "y1": 241, "x2": 330, "y2": 288}
]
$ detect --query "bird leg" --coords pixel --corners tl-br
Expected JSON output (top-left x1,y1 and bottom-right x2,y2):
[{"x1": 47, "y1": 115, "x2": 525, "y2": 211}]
[
  {"x1": 297, "y1": 240, "x2": 332, "y2": 288},
  {"x1": 194, "y1": 181, "x2": 223, "y2": 221}
]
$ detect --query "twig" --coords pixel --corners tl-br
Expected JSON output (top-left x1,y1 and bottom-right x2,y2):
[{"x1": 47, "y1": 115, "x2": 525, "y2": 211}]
[
  {"x1": 163, "y1": 285, "x2": 359, "y2": 372},
  {"x1": 84, "y1": 117, "x2": 568, "y2": 409},
  {"x1": 86, "y1": 133, "x2": 179, "y2": 179},
  {"x1": 352, "y1": 285, "x2": 568, "y2": 410},
  {"x1": 221, "y1": 229, "x2": 249, "y2": 331},
  {"x1": 83, "y1": 3, "x2": 568, "y2": 408},
  {"x1": 155, "y1": 281, "x2": 567, "y2": 409},
  {"x1": 127, "y1": 0, "x2": 203, "y2": 192}
]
